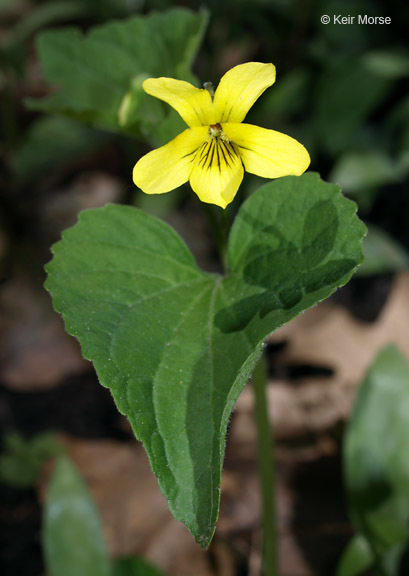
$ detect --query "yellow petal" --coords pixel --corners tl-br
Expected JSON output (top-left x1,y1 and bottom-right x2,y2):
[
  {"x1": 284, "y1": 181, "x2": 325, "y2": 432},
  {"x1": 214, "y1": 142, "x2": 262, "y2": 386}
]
[
  {"x1": 213, "y1": 62, "x2": 276, "y2": 123},
  {"x1": 143, "y1": 77, "x2": 215, "y2": 127},
  {"x1": 133, "y1": 127, "x2": 208, "y2": 195},
  {"x1": 223, "y1": 123, "x2": 310, "y2": 178},
  {"x1": 189, "y1": 138, "x2": 244, "y2": 208}
]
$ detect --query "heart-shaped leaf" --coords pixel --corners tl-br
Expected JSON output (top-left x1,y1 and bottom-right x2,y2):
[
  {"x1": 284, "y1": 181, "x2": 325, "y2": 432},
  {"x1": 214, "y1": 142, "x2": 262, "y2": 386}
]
[{"x1": 45, "y1": 173, "x2": 365, "y2": 547}]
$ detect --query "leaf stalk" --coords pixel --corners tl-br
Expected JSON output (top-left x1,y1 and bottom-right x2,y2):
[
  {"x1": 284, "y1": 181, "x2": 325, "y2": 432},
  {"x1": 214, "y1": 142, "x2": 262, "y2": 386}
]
[{"x1": 253, "y1": 348, "x2": 278, "y2": 576}]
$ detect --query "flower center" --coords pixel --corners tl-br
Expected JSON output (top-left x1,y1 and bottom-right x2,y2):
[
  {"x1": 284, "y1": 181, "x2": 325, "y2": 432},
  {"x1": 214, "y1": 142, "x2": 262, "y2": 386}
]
[
  {"x1": 209, "y1": 123, "x2": 230, "y2": 144},
  {"x1": 196, "y1": 126, "x2": 240, "y2": 174},
  {"x1": 209, "y1": 123, "x2": 222, "y2": 138}
]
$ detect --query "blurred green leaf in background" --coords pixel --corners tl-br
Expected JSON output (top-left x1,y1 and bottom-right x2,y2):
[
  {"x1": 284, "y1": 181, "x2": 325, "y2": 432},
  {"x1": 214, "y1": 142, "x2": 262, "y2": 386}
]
[
  {"x1": 337, "y1": 533, "x2": 374, "y2": 576},
  {"x1": 11, "y1": 115, "x2": 107, "y2": 185},
  {"x1": 44, "y1": 456, "x2": 111, "y2": 576},
  {"x1": 0, "y1": 432, "x2": 63, "y2": 488},
  {"x1": 341, "y1": 346, "x2": 409, "y2": 575},
  {"x1": 44, "y1": 456, "x2": 166, "y2": 576},
  {"x1": 357, "y1": 224, "x2": 409, "y2": 277},
  {"x1": 27, "y1": 9, "x2": 208, "y2": 144}
]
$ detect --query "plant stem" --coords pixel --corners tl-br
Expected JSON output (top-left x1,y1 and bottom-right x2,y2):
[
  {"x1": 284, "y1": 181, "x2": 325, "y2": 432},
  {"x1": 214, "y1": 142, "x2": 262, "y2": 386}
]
[
  {"x1": 253, "y1": 347, "x2": 278, "y2": 576},
  {"x1": 201, "y1": 203, "x2": 230, "y2": 270}
]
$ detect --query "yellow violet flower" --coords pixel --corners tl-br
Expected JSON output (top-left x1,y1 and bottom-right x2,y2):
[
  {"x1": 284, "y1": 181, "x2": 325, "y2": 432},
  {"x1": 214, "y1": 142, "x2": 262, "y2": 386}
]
[{"x1": 133, "y1": 62, "x2": 310, "y2": 209}]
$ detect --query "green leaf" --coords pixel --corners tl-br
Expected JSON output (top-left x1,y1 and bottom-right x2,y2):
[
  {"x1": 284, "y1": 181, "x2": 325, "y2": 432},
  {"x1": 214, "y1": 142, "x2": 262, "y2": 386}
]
[
  {"x1": 344, "y1": 346, "x2": 409, "y2": 570},
  {"x1": 357, "y1": 224, "x2": 409, "y2": 277},
  {"x1": 314, "y1": 59, "x2": 392, "y2": 155},
  {"x1": 27, "y1": 8, "x2": 208, "y2": 140},
  {"x1": 45, "y1": 173, "x2": 365, "y2": 547},
  {"x1": 112, "y1": 556, "x2": 166, "y2": 576},
  {"x1": 330, "y1": 151, "x2": 403, "y2": 194},
  {"x1": 336, "y1": 534, "x2": 374, "y2": 576},
  {"x1": 44, "y1": 456, "x2": 110, "y2": 576},
  {"x1": 0, "y1": 432, "x2": 63, "y2": 488},
  {"x1": 11, "y1": 115, "x2": 106, "y2": 185},
  {"x1": 247, "y1": 67, "x2": 309, "y2": 126},
  {"x1": 363, "y1": 51, "x2": 409, "y2": 80}
]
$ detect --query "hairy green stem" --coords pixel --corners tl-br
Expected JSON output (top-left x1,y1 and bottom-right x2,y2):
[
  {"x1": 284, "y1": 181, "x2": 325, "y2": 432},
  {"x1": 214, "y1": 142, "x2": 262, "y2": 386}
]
[{"x1": 253, "y1": 348, "x2": 278, "y2": 576}]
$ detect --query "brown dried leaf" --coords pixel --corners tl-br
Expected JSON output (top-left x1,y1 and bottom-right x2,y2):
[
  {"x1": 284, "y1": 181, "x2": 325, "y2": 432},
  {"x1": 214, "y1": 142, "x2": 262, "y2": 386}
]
[
  {"x1": 0, "y1": 274, "x2": 89, "y2": 389},
  {"x1": 42, "y1": 172, "x2": 123, "y2": 241}
]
